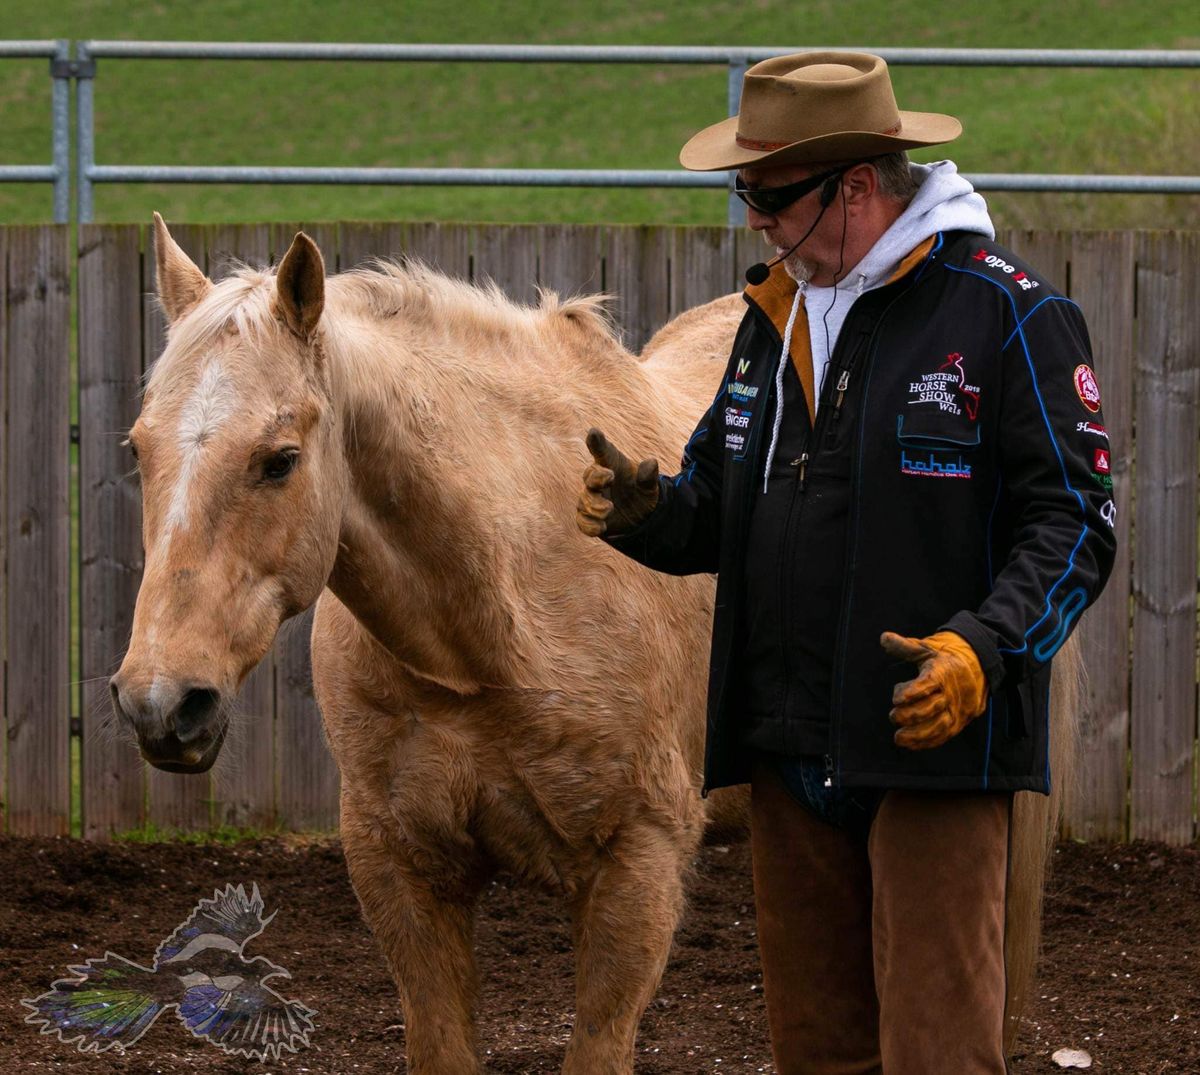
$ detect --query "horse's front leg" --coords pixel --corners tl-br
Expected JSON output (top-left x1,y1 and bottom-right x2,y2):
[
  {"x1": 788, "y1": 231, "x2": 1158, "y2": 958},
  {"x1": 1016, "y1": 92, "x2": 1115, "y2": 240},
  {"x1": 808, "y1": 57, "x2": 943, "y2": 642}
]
[
  {"x1": 341, "y1": 798, "x2": 484, "y2": 1075},
  {"x1": 563, "y1": 821, "x2": 692, "y2": 1074}
]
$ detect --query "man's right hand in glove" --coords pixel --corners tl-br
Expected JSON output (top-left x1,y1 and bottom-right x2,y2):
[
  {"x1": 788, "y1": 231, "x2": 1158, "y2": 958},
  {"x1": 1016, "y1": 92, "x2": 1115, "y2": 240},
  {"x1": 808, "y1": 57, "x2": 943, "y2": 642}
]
[{"x1": 576, "y1": 428, "x2": 660, "y2": 538}]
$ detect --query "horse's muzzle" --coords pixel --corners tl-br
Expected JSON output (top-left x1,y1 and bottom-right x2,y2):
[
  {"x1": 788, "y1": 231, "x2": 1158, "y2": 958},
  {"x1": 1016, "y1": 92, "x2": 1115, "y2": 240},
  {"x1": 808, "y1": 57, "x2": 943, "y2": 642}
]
[{"x1": 110, "y1": 676, "x2": 228, "y2": 773}]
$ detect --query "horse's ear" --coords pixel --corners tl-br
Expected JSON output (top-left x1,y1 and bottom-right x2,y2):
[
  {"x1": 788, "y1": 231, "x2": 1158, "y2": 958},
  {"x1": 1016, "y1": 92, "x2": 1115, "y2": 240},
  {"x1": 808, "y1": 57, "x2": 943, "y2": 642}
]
[
  {"x1": 274, "y1": 232, "x2": 325, "y2": 341},
  {"x1": 153, "y1": 212, "x2": 211, "y2": 324}
]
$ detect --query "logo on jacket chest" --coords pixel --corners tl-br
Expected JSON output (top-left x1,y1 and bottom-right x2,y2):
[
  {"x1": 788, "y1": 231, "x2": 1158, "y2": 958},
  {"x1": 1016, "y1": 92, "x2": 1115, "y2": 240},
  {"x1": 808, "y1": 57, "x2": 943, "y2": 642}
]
[
  {"x1": 900, "y1": 450, "x2": 973, "y2": 479},
  {"x1": 727, "y1": 380, "x2": 759, "y2": 403},
  {"x1": 906, "y1": 352, "x2": 981, "y2": 420},
  {"x1": 724, "y1": 406, "x2": 753, "y2": 451}
]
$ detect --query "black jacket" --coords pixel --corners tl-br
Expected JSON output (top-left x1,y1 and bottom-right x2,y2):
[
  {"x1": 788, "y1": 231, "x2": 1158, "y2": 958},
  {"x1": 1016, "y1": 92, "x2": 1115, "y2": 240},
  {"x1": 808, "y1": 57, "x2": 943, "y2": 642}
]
[{"x1": 607, "y1": 230, "x2": 1117, "y2": 794}]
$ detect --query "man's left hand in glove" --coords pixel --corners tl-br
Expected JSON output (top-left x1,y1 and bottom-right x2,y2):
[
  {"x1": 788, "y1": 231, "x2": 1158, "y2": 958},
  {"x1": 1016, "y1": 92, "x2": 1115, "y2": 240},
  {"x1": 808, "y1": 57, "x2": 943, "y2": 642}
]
[{"x1": 879, "y1": 630, "x2": 989, "y2": 750}]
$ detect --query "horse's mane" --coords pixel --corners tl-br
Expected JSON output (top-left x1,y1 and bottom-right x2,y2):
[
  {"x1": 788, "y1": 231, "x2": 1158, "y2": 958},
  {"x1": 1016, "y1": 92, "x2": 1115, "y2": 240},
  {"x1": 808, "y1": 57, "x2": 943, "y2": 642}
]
[
  {"x1": 146, "y1": 257, "x2": 627, "y2": 396},
  {"x1": 333, "y1": 258, "x2": 619, "y2": 344}
]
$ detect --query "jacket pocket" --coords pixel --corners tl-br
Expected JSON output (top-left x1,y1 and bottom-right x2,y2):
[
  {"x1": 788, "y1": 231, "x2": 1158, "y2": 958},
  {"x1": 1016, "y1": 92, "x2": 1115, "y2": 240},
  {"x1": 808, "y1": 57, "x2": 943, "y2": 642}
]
[
  {"x1": 895, "y1": 412, "x2": 982, "y2": 450},
  {"x1": 1001, "y1": 680, "x2": 1033, "y2": 740}
]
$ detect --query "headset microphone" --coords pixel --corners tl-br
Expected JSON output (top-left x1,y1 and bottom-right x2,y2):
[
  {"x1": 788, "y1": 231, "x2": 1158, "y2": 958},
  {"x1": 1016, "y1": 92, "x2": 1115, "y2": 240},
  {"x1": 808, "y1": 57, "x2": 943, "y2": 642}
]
[{"x1": 743, "y1": 173, "x2": 843, "y2": 286}]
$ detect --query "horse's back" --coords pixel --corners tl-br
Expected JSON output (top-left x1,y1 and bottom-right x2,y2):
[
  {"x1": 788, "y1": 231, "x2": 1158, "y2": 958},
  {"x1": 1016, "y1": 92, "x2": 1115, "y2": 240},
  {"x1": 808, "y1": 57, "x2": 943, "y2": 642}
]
[{"x1": 641, "y1": 293, "x2": 741, "y2": 366}]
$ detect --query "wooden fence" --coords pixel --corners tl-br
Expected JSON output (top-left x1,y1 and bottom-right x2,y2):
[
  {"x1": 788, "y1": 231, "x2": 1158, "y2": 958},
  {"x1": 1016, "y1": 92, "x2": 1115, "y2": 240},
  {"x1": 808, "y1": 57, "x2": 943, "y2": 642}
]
[{"x1": 0, "y1": 222, "x2": 1196, "y2": 843}]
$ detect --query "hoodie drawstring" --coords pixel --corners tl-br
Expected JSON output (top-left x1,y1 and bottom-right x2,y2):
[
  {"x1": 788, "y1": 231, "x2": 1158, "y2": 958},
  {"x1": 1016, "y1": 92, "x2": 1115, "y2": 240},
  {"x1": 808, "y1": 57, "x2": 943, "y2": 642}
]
[{"x1": 762, "y1": 284, "x2": 805, "y2": 494}]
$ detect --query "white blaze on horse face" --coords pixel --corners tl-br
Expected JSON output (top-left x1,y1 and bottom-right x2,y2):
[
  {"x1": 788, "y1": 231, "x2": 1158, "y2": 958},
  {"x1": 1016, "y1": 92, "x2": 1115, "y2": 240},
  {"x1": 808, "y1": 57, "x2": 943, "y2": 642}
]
[{"x1": 163, "y1": 360, "x2": 238, "y2": 536}]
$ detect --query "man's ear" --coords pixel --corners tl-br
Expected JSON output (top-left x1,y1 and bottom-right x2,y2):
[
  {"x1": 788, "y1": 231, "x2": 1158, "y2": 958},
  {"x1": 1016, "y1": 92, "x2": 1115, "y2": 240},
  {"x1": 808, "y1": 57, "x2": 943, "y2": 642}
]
[
  {"x1": 153, "y1": 211, "x2": 211, "y2": 324},
  {"x1": 273, "y1": 231, "x2": 325, "y2": 339}
]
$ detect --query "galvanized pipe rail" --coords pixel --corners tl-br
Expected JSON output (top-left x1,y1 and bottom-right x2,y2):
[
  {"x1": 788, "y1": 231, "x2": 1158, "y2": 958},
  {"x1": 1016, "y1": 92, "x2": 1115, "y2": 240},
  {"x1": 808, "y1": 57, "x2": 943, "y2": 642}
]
[
  {"x1": 0, "y1": 41, "x2": 1194, "y2": 223},
  {"x1": 0, "y1": 41, "x2": 71, "y2": 222}
]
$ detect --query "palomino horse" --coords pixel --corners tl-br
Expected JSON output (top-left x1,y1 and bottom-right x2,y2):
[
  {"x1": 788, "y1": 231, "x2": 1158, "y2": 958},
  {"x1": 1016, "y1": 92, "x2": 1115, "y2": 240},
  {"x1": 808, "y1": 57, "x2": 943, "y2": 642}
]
[{"x1": 111, "y1": 216, "x2": 1077, "y2": 1071}]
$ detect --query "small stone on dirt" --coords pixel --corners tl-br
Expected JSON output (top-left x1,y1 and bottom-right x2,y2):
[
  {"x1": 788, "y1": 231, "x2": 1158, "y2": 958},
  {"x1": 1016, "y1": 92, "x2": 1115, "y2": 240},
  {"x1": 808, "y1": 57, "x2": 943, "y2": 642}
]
[{"x1": 1052, "y1": 1047, "x2": 1093, "y2": 1068}]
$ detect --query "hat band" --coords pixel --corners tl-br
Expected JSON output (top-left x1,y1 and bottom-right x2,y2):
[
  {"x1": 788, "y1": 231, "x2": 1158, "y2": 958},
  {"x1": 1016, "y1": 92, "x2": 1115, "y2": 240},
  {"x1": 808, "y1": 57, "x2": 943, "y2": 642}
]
[
  {"x1": 734, "y1": 121, "x2": 903, "y2": 152},
  {"x1": 735, "y1": 135, "x2": 790, "y2": 151}
]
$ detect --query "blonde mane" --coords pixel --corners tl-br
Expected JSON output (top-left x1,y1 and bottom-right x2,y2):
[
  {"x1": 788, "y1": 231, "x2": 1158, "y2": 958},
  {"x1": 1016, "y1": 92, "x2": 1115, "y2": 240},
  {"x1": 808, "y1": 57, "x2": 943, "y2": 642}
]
[{"x1": 147, "y1": 258, "x2": 625, "y2": 398}]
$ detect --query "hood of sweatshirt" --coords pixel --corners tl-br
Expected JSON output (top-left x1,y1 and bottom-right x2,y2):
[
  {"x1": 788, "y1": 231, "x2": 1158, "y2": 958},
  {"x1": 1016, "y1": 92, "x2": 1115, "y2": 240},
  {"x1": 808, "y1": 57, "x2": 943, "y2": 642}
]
[{"x1": 804, "y1": 159, "x2": 996, "y2": 395}]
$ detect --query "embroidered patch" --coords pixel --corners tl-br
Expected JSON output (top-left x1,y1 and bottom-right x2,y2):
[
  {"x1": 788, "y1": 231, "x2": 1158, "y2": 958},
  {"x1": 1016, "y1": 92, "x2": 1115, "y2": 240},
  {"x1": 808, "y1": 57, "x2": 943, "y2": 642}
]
[
  {"x1": 972, "y1": 248, "x2": 1039, "y2": 291},
  {"x1": 735, "y1": 358, "x2": 751, "y2": 381},
  {"x1": 1074, "y1": 364, "x2": 1102, "y2": 413},
  {"x1": 725, "y1": 406, "x2": 752, "y2": 430},
  {"x1": 725, "y1": 431, "x2": 746, "y2": 452},
  {"x1": 900, "y1": 449, "x2": 973, "y2": 479},
  {"x1": 728, "y1": 381, "x2": 759, "y2": 403},
  {"x1": 906, "y1": 352, "x2": 981, "y2": 419},
  {"x1": 1076, "y1": 421, "x2": 1108, "y2": 439},
  {"x1": 1094, "y1": 448, "x2": 1111, "y2": 475},
  {"x1": 1100, "y1": 499, "x2": 1116, "y2": 528}
]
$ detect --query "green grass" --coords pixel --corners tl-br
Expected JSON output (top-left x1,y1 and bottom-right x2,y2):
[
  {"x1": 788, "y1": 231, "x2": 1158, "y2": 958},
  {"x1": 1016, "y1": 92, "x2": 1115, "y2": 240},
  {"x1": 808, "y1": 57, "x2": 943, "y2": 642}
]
[
  {"x1": 1, "y1": 0, "x2": 1197, "y2": 229},
  {"x1": 111, "y1": 821, "x2": 292, "y2": 845}
]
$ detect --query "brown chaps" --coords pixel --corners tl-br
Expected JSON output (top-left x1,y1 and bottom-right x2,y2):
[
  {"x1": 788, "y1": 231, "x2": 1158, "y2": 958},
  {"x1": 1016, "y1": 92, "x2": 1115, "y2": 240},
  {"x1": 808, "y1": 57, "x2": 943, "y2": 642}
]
[{"x1": 750, "y1": 761, "x2": 1013, "y2": 1075}]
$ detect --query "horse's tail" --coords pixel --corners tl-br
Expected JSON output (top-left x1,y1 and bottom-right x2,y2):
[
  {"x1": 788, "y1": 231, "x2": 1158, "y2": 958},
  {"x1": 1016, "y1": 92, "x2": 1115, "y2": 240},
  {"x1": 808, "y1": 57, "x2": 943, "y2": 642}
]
[{"x1": 1003, "y1": 633, "x2": 1083, "y2": 1056}]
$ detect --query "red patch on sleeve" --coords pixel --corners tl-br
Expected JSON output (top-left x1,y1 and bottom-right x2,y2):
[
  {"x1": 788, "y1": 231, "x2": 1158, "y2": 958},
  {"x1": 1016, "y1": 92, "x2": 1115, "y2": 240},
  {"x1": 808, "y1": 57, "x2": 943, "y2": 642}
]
[{"x1": 1074, "y1": 364, "x2": 1102, "y2": 413}]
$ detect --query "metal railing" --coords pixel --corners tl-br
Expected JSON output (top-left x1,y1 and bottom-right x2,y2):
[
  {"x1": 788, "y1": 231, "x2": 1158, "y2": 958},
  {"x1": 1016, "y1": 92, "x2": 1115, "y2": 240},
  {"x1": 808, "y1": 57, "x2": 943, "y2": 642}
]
[
  {"x1": 4, "y1": 42, "x2": 1200, "y2": 224},
  {"x1": 0, "y1": 41, "x2": 71, "y2": 222}
]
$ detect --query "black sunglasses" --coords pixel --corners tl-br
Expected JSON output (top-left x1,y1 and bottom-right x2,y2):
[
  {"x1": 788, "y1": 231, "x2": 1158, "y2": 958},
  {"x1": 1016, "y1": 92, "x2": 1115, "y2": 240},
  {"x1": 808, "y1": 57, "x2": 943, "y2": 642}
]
[{"x1": 733, "y1": 165, "x2": 850, "y2": 215}]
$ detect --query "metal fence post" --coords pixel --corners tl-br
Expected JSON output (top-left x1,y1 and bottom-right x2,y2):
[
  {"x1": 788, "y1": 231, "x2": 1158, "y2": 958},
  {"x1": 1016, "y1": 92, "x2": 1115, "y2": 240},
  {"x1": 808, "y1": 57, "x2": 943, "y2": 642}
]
[
  {"x1": 726, "y1": 55, "x2": 747, "y2": 228},
  {"x1": 50, "y1": 40, "x2": 70, "y2": 223},
  {"x1": 75, "y1": 42, "x2": 94, "y2": 223}
]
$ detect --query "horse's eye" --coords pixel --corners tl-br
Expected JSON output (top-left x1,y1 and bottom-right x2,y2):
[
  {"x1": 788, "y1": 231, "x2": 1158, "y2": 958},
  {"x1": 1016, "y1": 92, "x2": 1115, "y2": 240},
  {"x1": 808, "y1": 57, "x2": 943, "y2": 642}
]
[
  {"x1": 262, "y1": 450, "x2": 299, "y2": 483},
  {"x1": 123, "y1": 437, "x2": 139, "y2": 461}
]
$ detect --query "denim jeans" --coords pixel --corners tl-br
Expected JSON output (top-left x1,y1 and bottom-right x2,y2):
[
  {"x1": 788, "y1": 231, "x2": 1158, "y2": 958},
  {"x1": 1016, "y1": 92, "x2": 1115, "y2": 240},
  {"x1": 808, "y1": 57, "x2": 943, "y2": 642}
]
[{"x1": 771, "y1": 754, "x2": 883, "y2": 837}]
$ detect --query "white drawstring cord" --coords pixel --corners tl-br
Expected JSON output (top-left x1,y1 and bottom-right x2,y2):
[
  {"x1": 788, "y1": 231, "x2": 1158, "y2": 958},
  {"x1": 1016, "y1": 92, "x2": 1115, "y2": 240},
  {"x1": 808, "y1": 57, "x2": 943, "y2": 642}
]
[{"x1": 761, "y1": 283, "x2": 805, "y2": 494}]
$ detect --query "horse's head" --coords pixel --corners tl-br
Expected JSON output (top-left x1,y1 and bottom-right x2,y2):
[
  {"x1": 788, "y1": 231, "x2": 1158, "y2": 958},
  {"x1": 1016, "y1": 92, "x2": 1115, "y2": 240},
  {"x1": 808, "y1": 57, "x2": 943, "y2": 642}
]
[{"x1": 110, "y1": 215, "x2": 344, "y2": 773}]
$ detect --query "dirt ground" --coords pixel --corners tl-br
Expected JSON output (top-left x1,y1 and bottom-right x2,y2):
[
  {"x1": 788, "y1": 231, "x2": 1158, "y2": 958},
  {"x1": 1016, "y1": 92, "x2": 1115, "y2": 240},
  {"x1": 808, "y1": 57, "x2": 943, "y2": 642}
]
[{"x1": 1, "y1": 833, "x2": 1196, "y2": 1074}]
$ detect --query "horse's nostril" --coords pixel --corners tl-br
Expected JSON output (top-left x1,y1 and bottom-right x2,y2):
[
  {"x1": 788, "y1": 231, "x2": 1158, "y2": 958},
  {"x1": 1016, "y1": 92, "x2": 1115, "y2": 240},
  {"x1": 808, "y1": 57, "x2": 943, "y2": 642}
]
[
  {"x1": 109, "y1": 677, "x2": 129, "y2": 724},
  {"x1": 175, "y1": 687, "x2": 220, "y2": 742}
]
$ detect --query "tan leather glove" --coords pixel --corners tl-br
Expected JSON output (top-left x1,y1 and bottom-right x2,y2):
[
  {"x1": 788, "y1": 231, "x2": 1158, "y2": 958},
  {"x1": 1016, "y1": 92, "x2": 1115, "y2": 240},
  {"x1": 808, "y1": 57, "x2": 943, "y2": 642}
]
[
  {"x1": 880, "y1": 630, "x2": 989, "y2": 750},
  {"x1": 575, "y1": 428, "x2": 660, "y2": 538}
]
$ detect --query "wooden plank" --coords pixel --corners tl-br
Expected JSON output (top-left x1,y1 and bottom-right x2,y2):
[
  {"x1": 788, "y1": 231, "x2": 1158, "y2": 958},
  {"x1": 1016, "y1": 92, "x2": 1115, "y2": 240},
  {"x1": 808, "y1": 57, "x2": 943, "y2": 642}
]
[
  {"x1": 603, "y1": 225, "x2": 671, "y2": 353},
  {"x1": 669, "y1": 225, "x2": 736, "y2": 319},
  {"x1": 5, "y1": 226, "x2": 71, "y2": 835},
  {"x1": 207, "y1": 222, "x2": 270, "y2": 283},
  {"x1": 1130, "y1": 232, "x2": 1200, "y2": 844},
  {"x1": 538, "y1": 224, "x2": 603, "y2": 301},
  {"x1": 735, "y1": 226, "x2": 770, "y2": 298},
  {"x1": 275, "y1": 606, "x2": 338, "y2": 830},
  {"x1": 144, "y1": 222, "x2": 215, "y2": 834},
  {"x1": 78, "y1": 224, "x2": 147, "y2": 840},
  {"x1": 339, "y1": 222, "x2": 403, "y2": 274},
  {"x1": 997, "y1": 228, "x2": 1070, "y2": 292},
  {"x1": 399, "y1": 222, "x2": 471, "y2": 281},
  {"x1": 1061, "y1": 232, "x2": 1134, "y2": 841},
  {"x1": 0, "y1": 228, "x2": 7, "y2": 832},
  {"x1": 205, "y1": 224, "x2": 277, "y2": 831},
  {"x1": 472, "y1": 223, "x2": 539, "y2": 306}
]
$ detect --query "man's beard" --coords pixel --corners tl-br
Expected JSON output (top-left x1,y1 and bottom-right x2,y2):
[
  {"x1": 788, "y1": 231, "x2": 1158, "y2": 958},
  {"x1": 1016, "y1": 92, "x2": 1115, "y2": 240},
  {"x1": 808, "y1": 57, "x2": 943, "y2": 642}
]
[
  {"x1": 765, "y1": 233, "x2": 815, "y2": 283},
  {"x1": 782, "y1": 253, "x2": 816, "y2": 284}
]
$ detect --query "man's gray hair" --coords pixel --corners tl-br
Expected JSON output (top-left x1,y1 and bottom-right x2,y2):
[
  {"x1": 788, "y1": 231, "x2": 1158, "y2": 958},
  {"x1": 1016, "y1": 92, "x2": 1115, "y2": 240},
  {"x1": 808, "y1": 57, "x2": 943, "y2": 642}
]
[
  {"x1": 818, "y1": 151, "x2": 918, "y2": 202},
  {"x1": 869, "y1": 152, "x2": 919, "y2": 201}
]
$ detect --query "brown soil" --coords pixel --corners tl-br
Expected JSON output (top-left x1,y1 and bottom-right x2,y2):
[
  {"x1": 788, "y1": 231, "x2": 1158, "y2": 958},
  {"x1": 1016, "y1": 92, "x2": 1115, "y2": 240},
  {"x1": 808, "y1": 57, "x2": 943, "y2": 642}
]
[{"x1": 1, "y1": 835, "x2": 1196, "y2": 1073}]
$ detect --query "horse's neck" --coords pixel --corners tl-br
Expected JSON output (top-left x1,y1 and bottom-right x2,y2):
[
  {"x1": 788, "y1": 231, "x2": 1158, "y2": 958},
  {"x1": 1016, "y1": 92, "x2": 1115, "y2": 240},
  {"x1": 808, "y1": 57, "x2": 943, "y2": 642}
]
[{"x1": 323, "y1": 317, "x2": 542, "y2": 696}]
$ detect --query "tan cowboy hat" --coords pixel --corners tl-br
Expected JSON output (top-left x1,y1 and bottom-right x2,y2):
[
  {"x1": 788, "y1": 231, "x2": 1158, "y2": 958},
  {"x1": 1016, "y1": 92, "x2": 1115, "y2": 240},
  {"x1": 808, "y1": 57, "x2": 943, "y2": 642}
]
[{"x1": 680, "y1": 51, "x2": 961, "y2": 171}]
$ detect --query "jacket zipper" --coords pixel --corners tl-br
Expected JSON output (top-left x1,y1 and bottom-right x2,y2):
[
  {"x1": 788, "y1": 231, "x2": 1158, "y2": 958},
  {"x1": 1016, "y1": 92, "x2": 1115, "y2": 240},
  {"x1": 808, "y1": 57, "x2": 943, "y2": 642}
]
[
  {"x1": 775, "y1": 345, "x2": 854, "y2": 741},
  {"x1": 827, "y1": 290, "x2": 918, "y2": 788}
]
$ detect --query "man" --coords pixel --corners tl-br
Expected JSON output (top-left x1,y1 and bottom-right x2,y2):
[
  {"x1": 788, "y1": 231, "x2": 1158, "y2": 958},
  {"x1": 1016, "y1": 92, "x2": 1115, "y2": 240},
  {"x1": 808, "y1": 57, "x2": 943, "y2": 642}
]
[{"x1": 576, "y1": 52, "x2": 1116, "y2": 1073}]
